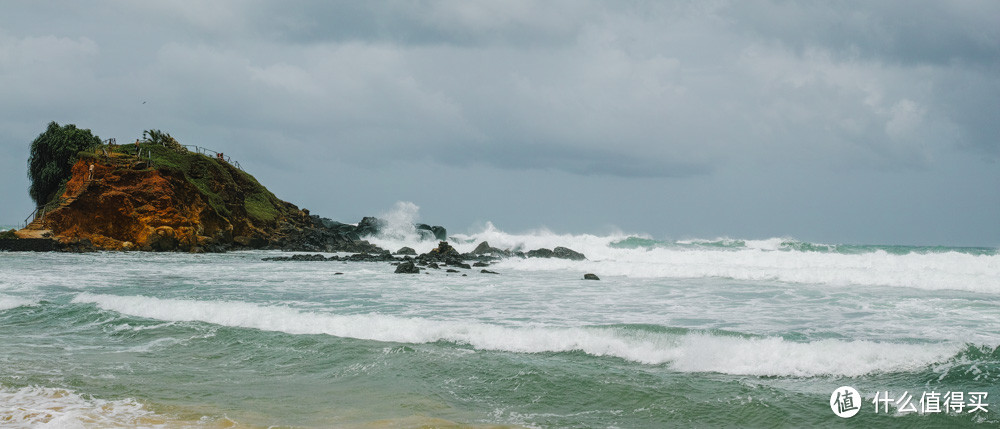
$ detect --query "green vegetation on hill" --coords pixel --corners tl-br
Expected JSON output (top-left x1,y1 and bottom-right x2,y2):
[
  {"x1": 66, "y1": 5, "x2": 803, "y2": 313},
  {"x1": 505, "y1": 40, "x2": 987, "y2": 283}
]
[
  {"x1": 135, "y1": 142, "x2": 285, "y2": 224},
  {"x1": 24, "y1": 121, "x2": 288, "y2": 229},
  {"x1": 28, "y1": 121, "x2": 102, "y2": 207}
]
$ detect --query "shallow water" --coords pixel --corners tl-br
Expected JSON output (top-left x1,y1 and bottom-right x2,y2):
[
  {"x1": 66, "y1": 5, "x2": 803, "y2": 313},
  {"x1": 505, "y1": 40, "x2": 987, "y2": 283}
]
[{"x1": 2, "y1": 229, "x2": 999, "y2": 427}]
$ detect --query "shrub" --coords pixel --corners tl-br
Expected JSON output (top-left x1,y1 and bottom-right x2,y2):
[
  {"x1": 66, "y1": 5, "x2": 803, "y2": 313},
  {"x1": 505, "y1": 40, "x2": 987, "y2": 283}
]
[{"x1": 28, "y1": 121, "x2": 101, "y2": 206}]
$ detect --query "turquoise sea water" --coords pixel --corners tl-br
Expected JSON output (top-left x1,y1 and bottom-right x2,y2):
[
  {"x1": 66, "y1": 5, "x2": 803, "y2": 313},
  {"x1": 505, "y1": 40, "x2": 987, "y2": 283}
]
[{"x1": 2, "y1": 227, "x2": 999, "y2": 427}]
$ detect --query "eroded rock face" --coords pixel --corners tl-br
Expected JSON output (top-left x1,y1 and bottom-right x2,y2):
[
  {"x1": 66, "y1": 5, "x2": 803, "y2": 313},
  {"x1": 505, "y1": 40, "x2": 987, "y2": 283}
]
[
  {"x1": 24, "y1": 152, "x2": 468, "y2": 254},
  {"x1": 37, "y1": 158, "x2": 348, "y2": 252},
  {"x1": 44, "y1": 160, "x2": 231, "y2": 251}
]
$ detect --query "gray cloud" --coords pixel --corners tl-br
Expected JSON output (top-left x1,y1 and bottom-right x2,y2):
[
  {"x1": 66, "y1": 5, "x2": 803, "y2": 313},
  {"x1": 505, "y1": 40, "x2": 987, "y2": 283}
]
[{"x1": 1, "y1": 1, "x2": 997, "y2": 244}]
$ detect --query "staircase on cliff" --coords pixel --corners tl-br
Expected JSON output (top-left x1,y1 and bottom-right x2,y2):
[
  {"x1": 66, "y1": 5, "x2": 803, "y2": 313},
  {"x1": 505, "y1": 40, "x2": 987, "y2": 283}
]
[{"x1": 23, "y1": 179, "x2": 97, "y2": 231}]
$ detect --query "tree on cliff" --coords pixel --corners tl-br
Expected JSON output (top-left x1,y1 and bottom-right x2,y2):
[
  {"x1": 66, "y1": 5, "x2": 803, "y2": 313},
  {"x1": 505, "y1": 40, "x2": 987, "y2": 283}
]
[{"x1": 27, "y1": 121, "x2": 102, "y2": 207}]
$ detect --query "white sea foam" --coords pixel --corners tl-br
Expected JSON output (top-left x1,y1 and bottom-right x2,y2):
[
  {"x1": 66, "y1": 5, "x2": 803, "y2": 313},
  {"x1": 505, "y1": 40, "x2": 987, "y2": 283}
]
[
  {"x1": 376, "y1": 201, "x2": 423, "y2": 241},
  {"x1": 361, "y1": 212, "x2": 1000, "y2": 293},
  {"x1": 0, "y1": 384, "x2": 216, "y2": 428},
  {"x1": 500, "y1": 247, "x2": 1000, "y2": 293},
  {"x1": 440, "y1": 225, "x2": 1000, "y2": 293},
  {"x1": 0, "y1": 295, "x2": 35, "y2": 311},
  {"x1": 73, "y1": 293, "x2": 963, "y2": 376}
]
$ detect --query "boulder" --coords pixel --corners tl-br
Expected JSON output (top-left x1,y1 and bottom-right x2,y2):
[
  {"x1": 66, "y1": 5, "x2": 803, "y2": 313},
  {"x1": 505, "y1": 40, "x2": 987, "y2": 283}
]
[
  {"x1": 472, "y1": 241, "x2": 503, "y2": 255},
  {"x1": 430, "y1": 225, "x2": 447, "y2": 241},
  {"x1": 526, "y1": 247, "x2": 586, "y2": 260},
  {"x1": 355, "y1": 216, "x2": 385, "y2": 237},
  {"x1": 394, "y1": 261, "x2": 420, "y2": 274},
  {"x1": 481, "y1": 269, "x2": 499, "y2": 274},
  {"x1": 584, "y1": 273, "x2": 600, "y2": 280},
  {"x1": 149, "y1": 226, "x2": 179, "y2": 252},
  {"x1": 394, "y1": 246, "x2": 417, "y2": 255},
  {"x1": 428, "y1": 241, "x2": 460, "y2": 258},
  {"x1": 553, "y1": 246, "x2": 586, "y2": 260},
  {"x1": 526, "y1": 248, "x2": 554, "y2": 258},
  {"x1": 291, "y1": 254, "x2": 327, "y2": 261}
]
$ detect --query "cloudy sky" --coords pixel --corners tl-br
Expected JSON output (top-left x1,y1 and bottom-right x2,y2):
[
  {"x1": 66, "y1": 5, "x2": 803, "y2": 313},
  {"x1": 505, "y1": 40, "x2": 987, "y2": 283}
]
[{"x1": 1, "y1": 1, "x2": 997, "y2": 246}]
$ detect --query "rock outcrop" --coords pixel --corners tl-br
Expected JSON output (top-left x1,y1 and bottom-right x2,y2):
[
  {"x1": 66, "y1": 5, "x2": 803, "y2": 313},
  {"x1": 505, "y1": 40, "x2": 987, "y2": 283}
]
[
  {"x1": 526, "y1": 246, "x2": 586, "y2": 260},
  {"x1": 394, "y1": 261, "x2": 421, "y2": 274},
  {"x1": 18, "y1": 144, "x2": 382, "y2": 252}
]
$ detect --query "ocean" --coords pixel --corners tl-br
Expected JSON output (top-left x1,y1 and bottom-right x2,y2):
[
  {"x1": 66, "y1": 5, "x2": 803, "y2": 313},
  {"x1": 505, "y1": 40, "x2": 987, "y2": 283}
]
[{"x1": 1, "y1": 221, "x2": 999, "y2": 428}]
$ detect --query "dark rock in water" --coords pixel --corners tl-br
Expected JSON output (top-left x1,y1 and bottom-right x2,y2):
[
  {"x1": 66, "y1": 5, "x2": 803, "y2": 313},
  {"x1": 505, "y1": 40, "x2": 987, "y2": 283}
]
[
  {"x1": 293, "y1": 254, "x2": 328, "y2": 261},
  {"x1": 431, "y1": 225, "x2": 447, "y2": 241},
  {"x1": 473, "y1": 261, "x2": 490, "y2": 267},
  {"x1": 262, "y1": 253, "x2": 331, "y2": 262},
  {"x1": 0, "y1": 238, "x2": 62, "y2": 252},
  {"x1": 415, "y1": 228, "x2": 434, "y2": 241},
  {"x1": 334, "y1": 272, "x2": 344, "y2": 275},
  {"x1": 526, "y1": 247, "x2": 586, "y2": 260},
  {"x1": 472, "y1": 241, "x2": 501, "y2": 255},
  {"x1": 584, "y1": 273, "x2": 600, "y2": 280},
  {"x1": 481, "y1": 269, "x2": 499, "y2": 274},
  {"x1": 446, "y1": 269, "x2": 459, "y2": 273},
  {"x1": 394, "y1": 246, "x2": 417, "y2": 255},
  {"x1": 450, "y1": 262, "x2": 472, "y2": 269},
  {"x1": 356, "y1": 216, "x2": 386, "y2": 237},
  {"x1": 526, "y1": 248, "x2": 554, "y2": 258},
  {"x1": 346, "y1": 252, "x2": 397, "y2": 262},
  {"x1": 553, "y1": 246, "x2": 586, "y2": 260},
  {"x1": 416, "y1": 224, "x2": 447, "y2": 241},
  {"x1": 428, "y1": 262, "x2": 440, "y2": 269},
  {"x1": 394, "y1": 261, "x2": 420, "y2": 274},
  {"x1": 62, "y1": 238, "x2": 95, "y2": 253},
  {"x1": 431, "y1": 241, "x2": 459, "y2": 257}
]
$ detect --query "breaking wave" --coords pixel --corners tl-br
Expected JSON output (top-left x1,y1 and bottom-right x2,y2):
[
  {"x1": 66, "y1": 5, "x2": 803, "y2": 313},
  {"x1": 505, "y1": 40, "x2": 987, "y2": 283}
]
[{"x1": 72, "y1": 293, "x2": 971, "y2": 377}]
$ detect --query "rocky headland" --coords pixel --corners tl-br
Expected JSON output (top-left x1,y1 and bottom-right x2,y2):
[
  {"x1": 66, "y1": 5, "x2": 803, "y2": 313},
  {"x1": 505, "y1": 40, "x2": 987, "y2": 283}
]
[
  {"x1": 5, "y1": 141, "x2": 440, "y2": 253},
  {"x1": 3, "y1": 136, "x2": 593, "y2": 277}
]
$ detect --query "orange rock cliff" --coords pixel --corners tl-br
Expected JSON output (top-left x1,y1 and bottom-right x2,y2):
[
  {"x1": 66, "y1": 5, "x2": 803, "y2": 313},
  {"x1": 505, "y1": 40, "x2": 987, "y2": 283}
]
[{"x1": 30, "y1": 147, "x2": 312, "y2": 252}]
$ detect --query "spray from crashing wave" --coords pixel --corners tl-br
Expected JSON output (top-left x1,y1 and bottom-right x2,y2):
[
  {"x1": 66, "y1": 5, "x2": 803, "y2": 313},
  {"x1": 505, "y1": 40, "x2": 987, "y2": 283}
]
[{"x1": 375, "y1": 201, "x2": 422, "y2": 241}]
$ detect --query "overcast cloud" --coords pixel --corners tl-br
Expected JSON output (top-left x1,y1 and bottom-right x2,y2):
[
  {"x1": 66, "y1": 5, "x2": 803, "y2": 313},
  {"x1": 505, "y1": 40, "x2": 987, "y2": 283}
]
[{"x1": 1, "y1": 1, "x2": 997, "y2": 246}]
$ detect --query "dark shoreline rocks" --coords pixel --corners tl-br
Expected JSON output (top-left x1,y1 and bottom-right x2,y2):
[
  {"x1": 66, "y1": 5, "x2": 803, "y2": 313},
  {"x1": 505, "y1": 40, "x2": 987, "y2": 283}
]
[
  {"x1": 259, "y1": 240, "x2": 586, "y2": 264},
  {"x1": 525, "y1": 246, "x2": 586, "y2": 261},
  {"x1": 394, "y1": 246, "x2": 417, "y2": 255},
  {"x1": 0, "y1": 238, "x2": 61, "y2": 252},
  {"x1": 394, "y1": 261, "x2": 420, "y2": 274}
]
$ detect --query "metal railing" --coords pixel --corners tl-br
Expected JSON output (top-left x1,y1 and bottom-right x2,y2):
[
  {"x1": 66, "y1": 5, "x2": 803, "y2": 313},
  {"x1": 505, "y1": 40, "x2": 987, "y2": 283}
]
[
  {"x1": 20, "y1": 184, "x2": 84, "y2": 229},
  {"x1": 180, "y1": 145, "x2": 243, "y2": 171},
  {"x1": 18, "y1": 138, "x2": 245, "y2": 229}
]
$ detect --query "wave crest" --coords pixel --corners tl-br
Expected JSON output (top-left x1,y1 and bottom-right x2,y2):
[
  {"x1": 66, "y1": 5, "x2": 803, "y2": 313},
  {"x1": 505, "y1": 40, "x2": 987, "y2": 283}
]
[{"x1": 72, "y1": 293, "x2": 971, "y2": 377}]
